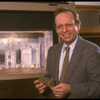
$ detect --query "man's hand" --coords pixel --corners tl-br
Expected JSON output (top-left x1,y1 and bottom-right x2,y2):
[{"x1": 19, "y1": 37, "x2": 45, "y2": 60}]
[
  {"x1": 50, "y1": 83, "x2": 71, "y2": 98},
  {"x1": 34, "y1": 79, "x2": 46, "y2": 94}
]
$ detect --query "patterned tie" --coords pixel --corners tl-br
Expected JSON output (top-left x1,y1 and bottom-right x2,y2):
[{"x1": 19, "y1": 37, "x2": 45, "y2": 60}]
[{"x1": 60, "y1": 46, "x2": 70, "y2": 83}]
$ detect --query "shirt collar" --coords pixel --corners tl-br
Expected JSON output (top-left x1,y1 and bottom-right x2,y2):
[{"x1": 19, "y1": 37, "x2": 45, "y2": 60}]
[{"x1": 62, "y1": 35, "x2": 78, "y2": 52}]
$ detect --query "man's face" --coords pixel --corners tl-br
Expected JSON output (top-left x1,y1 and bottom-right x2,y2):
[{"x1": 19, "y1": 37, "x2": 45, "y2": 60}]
[{"x1": 55, "y1": 12, "x2": 81, "y2": 45}]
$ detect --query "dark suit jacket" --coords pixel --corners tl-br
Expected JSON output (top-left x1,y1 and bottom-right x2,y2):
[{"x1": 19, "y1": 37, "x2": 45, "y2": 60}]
[{"x1": 45, "y1": 35, "x2": 100, "y2": 99}]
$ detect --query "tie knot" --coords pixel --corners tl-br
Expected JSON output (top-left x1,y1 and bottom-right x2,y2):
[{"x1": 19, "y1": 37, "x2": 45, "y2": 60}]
[{"x1": 66, "y1": 46, "x2": 70, "y2": 52}]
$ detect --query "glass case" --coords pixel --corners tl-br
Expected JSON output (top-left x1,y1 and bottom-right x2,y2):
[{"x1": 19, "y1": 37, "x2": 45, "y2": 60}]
[{"x1": 0, "y1": 31, "x2": 53, "y2": 70}]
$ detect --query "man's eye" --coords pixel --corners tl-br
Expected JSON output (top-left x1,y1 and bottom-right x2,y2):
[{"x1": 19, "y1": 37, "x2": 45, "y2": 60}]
[
  {"x1": 68, "y1": 24, "x2": 71, "y2": 26},
  {"x1": 66, "y1": 24, "x2": 73, "y2": 27},
  {"x1": 56, "y1": 24, "x2": 73, "y2": 29},
  {"x1": 57, "y1": 25, "x2": 63, "y2": 29}
]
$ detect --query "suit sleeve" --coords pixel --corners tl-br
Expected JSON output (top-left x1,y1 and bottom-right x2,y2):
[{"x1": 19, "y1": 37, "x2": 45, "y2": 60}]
[{"x1": 68, "y1": 46, "x2": 100, "y2": 98}]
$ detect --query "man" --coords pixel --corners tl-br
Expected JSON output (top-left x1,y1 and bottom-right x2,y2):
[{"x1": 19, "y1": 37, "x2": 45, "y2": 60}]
[{"x1": 34, "y1": 7, "x2": 100, "y2": 99}]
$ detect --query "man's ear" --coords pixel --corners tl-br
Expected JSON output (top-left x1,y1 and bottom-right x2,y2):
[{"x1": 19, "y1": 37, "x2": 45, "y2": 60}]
[{"x1": 77, "y1": 21, "x2": 81, "y2": 31}]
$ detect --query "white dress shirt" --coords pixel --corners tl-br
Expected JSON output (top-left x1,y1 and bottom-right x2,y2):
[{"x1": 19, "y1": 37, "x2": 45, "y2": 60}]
[{"x1": 58, "y1": 35, "x2": 78, "y2": 80}]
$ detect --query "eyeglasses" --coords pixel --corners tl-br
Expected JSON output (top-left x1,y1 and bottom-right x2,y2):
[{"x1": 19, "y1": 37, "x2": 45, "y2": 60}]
[{"x1": 56, "y1": 24, "x2": 74, "y2": 30}]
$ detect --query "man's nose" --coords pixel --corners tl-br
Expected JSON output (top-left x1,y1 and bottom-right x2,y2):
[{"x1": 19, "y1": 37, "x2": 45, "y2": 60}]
[{"x1": 62, "y1": 25, "x2": 68, "y2": 32}]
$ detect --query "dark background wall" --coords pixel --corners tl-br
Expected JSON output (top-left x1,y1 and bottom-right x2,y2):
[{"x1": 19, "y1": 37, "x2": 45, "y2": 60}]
[{"x1": 0, "y1": 10, "x2": 58, "y2": 44}]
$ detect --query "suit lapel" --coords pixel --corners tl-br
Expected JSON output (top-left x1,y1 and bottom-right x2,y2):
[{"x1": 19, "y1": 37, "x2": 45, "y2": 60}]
[
  {"x1": 53, "y1": 42, "x2": 64, "y2": 83},
  {"x1": 64, "y1": 36, "x2": 84, "y2": 82}
]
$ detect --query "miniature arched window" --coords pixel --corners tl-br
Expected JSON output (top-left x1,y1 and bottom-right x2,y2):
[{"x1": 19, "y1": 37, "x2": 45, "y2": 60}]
[
  {"x1": 16, "y1": 49, "x2": 21, "y2": 64},
  {"x1": 32, "y1": 48, "x2": 37, "y2": 64},
  {"x1": 0, "y1": 49, "x2": 5, "y2": 65}
]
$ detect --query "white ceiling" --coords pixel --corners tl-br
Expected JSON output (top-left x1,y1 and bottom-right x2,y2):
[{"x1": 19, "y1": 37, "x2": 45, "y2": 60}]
[{"x1": 75, "y1": 2, "x2": 100, "y2": 5}]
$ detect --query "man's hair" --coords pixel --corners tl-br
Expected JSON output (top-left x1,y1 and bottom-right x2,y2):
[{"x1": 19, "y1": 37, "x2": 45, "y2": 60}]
[{"x1": 54, "y1": 7, "x2": 80, "y2": 26}]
